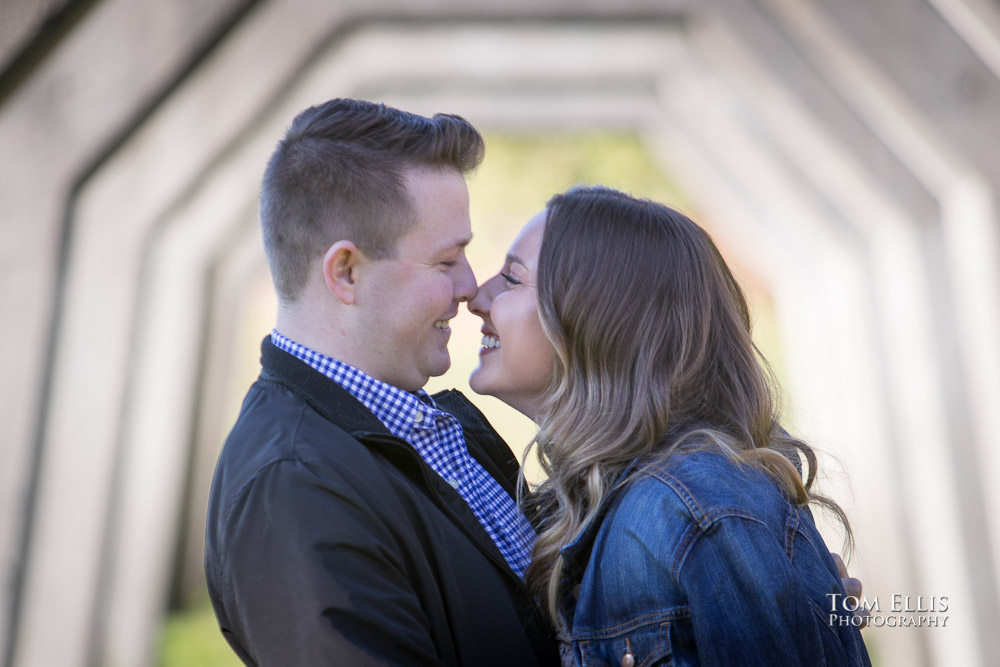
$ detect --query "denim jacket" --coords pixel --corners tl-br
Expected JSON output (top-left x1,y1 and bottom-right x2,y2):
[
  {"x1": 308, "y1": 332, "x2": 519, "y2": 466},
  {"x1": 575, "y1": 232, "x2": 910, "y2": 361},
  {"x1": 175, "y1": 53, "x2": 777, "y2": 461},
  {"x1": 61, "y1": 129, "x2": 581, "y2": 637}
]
[{"x1": 559, "y1": 447, "x2": 871, "y2": 666}]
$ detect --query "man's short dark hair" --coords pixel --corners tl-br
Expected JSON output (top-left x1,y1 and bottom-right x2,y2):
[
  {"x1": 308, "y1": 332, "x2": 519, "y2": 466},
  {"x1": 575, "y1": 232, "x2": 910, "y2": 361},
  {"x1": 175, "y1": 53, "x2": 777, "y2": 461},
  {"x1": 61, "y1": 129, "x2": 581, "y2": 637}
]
[{"x1": 259, "y1": 98, "x2": 485, "y2": 302}]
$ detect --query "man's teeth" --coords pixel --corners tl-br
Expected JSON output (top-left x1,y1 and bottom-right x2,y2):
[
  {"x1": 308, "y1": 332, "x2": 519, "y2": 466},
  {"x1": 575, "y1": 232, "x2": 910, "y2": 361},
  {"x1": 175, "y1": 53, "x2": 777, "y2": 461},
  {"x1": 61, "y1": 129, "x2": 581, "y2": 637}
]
[
  {"x1": 481, "y1": 334, "x2": 501, "y2": 349},
  {"x1": 434, "y1": 319, "x2": 451, "y2": 330}
]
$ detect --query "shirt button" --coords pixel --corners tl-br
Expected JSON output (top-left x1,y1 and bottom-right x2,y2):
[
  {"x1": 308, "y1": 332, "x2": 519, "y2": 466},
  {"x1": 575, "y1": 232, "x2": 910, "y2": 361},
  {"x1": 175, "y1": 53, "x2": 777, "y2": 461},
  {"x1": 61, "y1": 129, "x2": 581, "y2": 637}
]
[
  {"x1": 413, "y1": 410, "x2": 424, "y2": 423},
  {"x1": 448, "y1": 478, "x2": 459, "y2": 489}
]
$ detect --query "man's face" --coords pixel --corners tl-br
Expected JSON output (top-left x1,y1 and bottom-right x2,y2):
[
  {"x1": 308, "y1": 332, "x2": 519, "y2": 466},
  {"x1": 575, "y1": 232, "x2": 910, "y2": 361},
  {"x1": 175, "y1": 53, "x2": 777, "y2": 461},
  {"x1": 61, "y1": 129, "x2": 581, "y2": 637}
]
[{"x1": 354, "y1": 167, "x2": 477, "y2": 392}]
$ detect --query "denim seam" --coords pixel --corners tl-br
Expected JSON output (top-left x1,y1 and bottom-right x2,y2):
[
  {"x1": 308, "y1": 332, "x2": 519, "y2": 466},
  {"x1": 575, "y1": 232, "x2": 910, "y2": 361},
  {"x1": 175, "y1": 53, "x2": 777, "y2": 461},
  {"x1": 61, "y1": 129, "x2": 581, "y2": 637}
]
[
  {"x1": 648, "y1": 470, "x2": 710, "y2": 530},
  {"x1": 649, "y1": 470, "x2": 762, "y2": 527},
  {"x1": 810, "y1": 596, "x2": 846, "y2": 645},
  {"x1": 639, "y1": 621, "x2": 672, "y2": 667},
  {"x1": 784, "y1": 506, "x2": 800, "y2": 561},
  {"x1": 794, "y1": 523, "x2": 823, "y2": 555},
  {"x1": 670, "y1": 509, "x2": 768, "y2": 584},
  {"x1": 577, "y1": 621, "x2": 674, "y2": 667},
  {"x1": 573, "y1": 609, "x2": 688, "y2": 639},
  {"x1": 671, "y1": 522, "x2": 701, "y2": 584},
  {"x1": 644, "y1": 455, "x2": 771, "y2": 581}
]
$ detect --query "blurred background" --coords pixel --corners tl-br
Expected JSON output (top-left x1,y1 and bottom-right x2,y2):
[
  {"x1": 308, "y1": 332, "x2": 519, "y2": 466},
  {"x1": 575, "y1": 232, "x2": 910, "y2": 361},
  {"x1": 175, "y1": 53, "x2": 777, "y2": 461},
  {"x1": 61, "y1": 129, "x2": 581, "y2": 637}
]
[{"x1": 2, "y1": 0, "x2": 999, "y2": 665}]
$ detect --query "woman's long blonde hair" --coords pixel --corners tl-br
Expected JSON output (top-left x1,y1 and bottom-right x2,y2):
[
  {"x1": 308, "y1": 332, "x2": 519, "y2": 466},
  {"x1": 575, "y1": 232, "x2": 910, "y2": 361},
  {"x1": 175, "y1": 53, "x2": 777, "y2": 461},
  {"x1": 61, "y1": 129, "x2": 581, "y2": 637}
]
[{"x1": 525, "y1": 186, "x2": 852, "y2": 623}]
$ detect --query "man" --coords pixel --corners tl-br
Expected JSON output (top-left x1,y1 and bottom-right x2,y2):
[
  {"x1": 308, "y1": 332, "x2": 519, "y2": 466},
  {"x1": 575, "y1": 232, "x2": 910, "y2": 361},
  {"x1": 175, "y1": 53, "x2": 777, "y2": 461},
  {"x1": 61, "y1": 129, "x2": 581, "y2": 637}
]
[{"x1": 204, "y1": 98, "x2": 558, "y2": 665}]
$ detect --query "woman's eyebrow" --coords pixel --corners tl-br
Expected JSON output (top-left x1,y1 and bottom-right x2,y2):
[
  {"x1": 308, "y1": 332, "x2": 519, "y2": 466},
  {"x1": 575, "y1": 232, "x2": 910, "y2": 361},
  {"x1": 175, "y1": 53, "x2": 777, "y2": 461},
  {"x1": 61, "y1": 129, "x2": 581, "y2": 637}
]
[{"x1": 506, "y1": 252, "x2": 526, "y2": 268}]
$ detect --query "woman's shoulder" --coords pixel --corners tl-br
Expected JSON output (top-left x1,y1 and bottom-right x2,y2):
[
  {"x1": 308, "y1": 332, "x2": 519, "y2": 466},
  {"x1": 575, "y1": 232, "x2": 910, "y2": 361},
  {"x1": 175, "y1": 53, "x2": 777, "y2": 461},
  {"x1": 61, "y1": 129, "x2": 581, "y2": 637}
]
[
  {"x1": 584, "y1": 451, "x2": 736, "y2": 561},
  {"x1": 573, "y1": 447, "x2": 805, "y2": 606},
  {"x1": 619, "y1": 447, "x2": 792, "y2": 529},
  {"x1": 567, "y1": 446, "x2": 803, "y2": 581}
]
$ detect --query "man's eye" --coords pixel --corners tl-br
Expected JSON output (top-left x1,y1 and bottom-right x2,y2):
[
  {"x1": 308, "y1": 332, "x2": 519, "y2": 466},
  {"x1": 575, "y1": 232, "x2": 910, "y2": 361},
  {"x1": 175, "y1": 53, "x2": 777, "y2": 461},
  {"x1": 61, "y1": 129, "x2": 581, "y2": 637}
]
[{"x1": 440, "y1": 260, "x2": 458, "y2": 268}]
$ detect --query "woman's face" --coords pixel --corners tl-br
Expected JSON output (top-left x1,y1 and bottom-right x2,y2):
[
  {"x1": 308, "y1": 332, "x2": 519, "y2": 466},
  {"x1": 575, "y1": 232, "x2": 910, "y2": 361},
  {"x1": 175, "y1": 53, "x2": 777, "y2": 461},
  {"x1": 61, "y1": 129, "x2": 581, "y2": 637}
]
[{"x1": 468, "y1": 210, "x2": 554, "y2": 420}]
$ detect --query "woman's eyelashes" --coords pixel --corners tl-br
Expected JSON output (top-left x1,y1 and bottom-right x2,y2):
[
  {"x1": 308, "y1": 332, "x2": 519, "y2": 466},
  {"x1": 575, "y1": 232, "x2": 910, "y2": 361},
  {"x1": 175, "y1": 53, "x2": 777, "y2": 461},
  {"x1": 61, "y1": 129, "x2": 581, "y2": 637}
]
[{"x1": 500, "y1": 271, "x2": 520, "y2": 287}]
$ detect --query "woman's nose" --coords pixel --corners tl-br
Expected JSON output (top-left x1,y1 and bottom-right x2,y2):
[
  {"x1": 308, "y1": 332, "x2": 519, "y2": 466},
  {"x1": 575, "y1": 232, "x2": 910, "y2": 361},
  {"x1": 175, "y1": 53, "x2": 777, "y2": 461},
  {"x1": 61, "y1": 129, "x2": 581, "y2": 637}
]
[{"x1": 468, "y1": 274, "x2": 502, "y2": 319}]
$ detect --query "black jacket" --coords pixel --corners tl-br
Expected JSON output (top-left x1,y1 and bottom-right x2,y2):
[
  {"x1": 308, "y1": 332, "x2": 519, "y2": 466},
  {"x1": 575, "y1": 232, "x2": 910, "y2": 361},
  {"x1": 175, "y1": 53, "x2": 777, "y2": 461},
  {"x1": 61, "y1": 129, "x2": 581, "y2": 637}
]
[{"x1": 205, "y1": 338, "x2": 558, "y2": 665}]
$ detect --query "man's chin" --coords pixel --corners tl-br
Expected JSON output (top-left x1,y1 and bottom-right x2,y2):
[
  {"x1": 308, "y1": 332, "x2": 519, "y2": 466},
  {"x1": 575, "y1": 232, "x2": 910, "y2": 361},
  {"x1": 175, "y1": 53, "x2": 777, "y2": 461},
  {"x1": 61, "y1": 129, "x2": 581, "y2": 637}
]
[{"x1": 423, "y1": 355, "x2": 452, "y2": 382}]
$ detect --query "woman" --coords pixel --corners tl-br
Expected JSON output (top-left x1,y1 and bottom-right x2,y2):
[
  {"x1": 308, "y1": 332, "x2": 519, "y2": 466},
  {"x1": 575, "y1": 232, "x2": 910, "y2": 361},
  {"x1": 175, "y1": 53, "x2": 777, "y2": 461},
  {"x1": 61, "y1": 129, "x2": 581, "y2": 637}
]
[{"x1": 468, "y1": 186, "x2": 870, "y2": 666}]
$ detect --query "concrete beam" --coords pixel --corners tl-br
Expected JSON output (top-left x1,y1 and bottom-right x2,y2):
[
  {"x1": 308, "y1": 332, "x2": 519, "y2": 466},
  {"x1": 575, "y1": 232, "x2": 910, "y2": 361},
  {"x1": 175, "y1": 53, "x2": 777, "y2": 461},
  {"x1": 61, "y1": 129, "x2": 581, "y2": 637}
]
[
  {"x1": 0, "y1": 1, "x2": 255, "y2": 663},
  {"x1": 4, "y1": 1, "x2": 998, "y2": 666}
]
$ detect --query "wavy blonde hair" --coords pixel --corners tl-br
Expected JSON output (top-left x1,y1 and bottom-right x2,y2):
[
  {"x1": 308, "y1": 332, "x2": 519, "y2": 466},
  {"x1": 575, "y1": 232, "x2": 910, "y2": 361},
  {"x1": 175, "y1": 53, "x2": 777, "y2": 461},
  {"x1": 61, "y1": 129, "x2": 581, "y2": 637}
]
[{"x1": 524, "y1": 186, "x2": 852, "y2": 623}]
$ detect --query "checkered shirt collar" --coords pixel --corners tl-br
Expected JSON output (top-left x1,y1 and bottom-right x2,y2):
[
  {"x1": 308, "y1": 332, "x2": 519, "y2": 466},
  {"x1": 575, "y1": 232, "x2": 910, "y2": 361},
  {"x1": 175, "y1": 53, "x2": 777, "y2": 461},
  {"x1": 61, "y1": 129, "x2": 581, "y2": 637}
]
[{"x1": 270, "y1": 330, "x2": 438, "y2": 441}]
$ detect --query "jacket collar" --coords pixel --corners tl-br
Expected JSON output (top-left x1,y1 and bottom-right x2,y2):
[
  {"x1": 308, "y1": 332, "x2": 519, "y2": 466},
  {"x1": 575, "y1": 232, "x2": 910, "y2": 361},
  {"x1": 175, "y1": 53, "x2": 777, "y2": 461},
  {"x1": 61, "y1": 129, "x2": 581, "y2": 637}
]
[
  {"x1": 259, "y1": 336, "x2": 393, "y2": 438},
  {"x1": 558, "y1": 458, "x2": 642, "y2": 585}
]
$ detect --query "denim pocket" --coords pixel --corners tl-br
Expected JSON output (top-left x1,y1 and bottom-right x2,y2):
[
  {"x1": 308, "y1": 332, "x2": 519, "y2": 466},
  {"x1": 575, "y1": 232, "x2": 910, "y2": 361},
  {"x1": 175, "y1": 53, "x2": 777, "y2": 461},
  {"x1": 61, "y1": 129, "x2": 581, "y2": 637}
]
[{"x1": 576, "y1": 620, "x2": 673, "y2": 667}]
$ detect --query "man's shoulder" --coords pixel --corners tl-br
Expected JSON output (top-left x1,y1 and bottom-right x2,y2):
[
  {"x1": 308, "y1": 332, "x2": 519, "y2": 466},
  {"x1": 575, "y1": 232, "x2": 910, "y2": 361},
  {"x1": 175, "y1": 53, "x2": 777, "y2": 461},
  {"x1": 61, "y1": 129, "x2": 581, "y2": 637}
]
[
  {"x1": 206, "y1": 378, "x2": 426, "y2": 548},
  {"x1": 228, "y1": 377, "x2": 358, "y2": 454},
  {"x1": 213, "y1": 379, "x2": 384, "y2": 503}
]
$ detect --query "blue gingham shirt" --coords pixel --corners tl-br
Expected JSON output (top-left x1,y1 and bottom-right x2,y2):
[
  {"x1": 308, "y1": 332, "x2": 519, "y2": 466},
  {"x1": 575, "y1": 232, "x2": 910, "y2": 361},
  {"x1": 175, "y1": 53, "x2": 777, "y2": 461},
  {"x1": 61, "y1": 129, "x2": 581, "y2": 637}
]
[{"x1": 271, "y1": 330, "x2": 536, "y2": 577}]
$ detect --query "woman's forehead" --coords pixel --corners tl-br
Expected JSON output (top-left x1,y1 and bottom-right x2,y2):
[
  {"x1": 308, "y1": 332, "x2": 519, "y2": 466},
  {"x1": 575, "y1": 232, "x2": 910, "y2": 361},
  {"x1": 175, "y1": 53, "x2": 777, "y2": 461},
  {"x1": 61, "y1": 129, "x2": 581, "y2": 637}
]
[{"x1": 507, "y1": 211, "x2": 547, "y2": 267}]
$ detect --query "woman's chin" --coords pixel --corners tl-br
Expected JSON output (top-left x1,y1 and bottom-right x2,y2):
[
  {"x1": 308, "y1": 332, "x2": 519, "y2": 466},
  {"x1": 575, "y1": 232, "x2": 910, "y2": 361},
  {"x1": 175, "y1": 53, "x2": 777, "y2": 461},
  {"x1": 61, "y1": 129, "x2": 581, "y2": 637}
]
[
  {"x1": 468, "y1": 367, "x2": 491, "y2": 397},
  {"x1": 468, "y1": 371, "x2": 514, "y2": 409}
]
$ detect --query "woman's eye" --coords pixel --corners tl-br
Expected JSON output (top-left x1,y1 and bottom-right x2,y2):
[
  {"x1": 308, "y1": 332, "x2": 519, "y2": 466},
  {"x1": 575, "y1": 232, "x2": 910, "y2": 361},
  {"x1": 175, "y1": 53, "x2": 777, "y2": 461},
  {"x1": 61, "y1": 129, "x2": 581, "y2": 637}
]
[{"x1": 500, "y1": 272, "x2": 520, "y2": 287}]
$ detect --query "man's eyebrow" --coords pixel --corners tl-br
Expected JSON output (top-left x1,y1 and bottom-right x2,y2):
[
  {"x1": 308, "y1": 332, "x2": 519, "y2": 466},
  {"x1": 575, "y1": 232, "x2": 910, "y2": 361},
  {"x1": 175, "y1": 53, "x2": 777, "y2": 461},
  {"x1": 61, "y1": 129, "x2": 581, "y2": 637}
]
[{"x1": 433, "y1": 234, "x2": 473, "y2": 255}]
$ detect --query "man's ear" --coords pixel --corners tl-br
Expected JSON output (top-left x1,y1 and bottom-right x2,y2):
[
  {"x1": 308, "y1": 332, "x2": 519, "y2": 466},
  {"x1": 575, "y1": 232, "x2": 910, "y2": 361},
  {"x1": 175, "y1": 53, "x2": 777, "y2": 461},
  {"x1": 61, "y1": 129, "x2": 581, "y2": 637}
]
[{"x1": 322, "y1": 240, "x2": 362, "y2": 305}]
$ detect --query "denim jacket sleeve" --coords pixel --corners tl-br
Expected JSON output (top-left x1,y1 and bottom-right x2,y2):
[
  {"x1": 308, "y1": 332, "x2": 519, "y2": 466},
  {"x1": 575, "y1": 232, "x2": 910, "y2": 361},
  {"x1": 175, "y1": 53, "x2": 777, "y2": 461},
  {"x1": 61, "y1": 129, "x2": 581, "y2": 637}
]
[
  {"x1": 566, "y1": 452, "x2": 870, "y2": 667},
  {"x1": 677, "y1": 507, "x2": 854, "y2": 665}
]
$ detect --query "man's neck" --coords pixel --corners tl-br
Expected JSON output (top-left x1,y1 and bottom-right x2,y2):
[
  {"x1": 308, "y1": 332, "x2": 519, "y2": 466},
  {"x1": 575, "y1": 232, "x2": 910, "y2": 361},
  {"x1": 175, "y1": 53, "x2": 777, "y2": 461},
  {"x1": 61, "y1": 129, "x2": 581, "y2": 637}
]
[
  {"x1": 275, "y1": 302, "x2": 346, "y2": 363},
  {"x1": 276, "y1": 301, "x2": 410, "y2": 390}
]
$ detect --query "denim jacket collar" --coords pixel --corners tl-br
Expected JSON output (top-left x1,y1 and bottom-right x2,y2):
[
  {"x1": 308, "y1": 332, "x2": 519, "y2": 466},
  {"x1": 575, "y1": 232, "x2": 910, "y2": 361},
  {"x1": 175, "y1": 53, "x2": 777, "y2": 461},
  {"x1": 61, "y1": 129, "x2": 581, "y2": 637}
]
[{"x1": 557, "y1": 458, "x2": 641, "y2": 602}]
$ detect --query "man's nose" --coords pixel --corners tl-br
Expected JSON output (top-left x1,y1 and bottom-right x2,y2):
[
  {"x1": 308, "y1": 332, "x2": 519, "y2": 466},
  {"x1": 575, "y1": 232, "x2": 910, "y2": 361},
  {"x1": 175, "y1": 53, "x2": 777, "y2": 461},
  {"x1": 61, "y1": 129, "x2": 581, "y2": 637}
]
[{"x1": 455, "y1": 256, "x2": 478, "y2": 303}]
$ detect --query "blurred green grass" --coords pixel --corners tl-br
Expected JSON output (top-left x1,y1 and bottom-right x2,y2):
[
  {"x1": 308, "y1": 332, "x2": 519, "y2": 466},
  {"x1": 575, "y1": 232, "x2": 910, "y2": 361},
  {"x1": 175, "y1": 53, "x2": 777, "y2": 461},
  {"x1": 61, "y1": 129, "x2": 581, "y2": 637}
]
[{"x1": 157, "y1": 595, "x2": 241, "y2": 667}]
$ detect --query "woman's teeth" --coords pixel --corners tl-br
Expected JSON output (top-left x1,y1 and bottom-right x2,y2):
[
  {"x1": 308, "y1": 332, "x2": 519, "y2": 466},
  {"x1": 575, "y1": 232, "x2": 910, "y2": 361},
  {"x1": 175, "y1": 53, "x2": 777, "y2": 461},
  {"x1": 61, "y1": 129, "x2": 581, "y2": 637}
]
[
  {"x1": 434, "y1": 319, "x2": 451, "y2": 330},
  {"x1": 481, "y1": 334, "x2": 501, "y2": 349}
]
